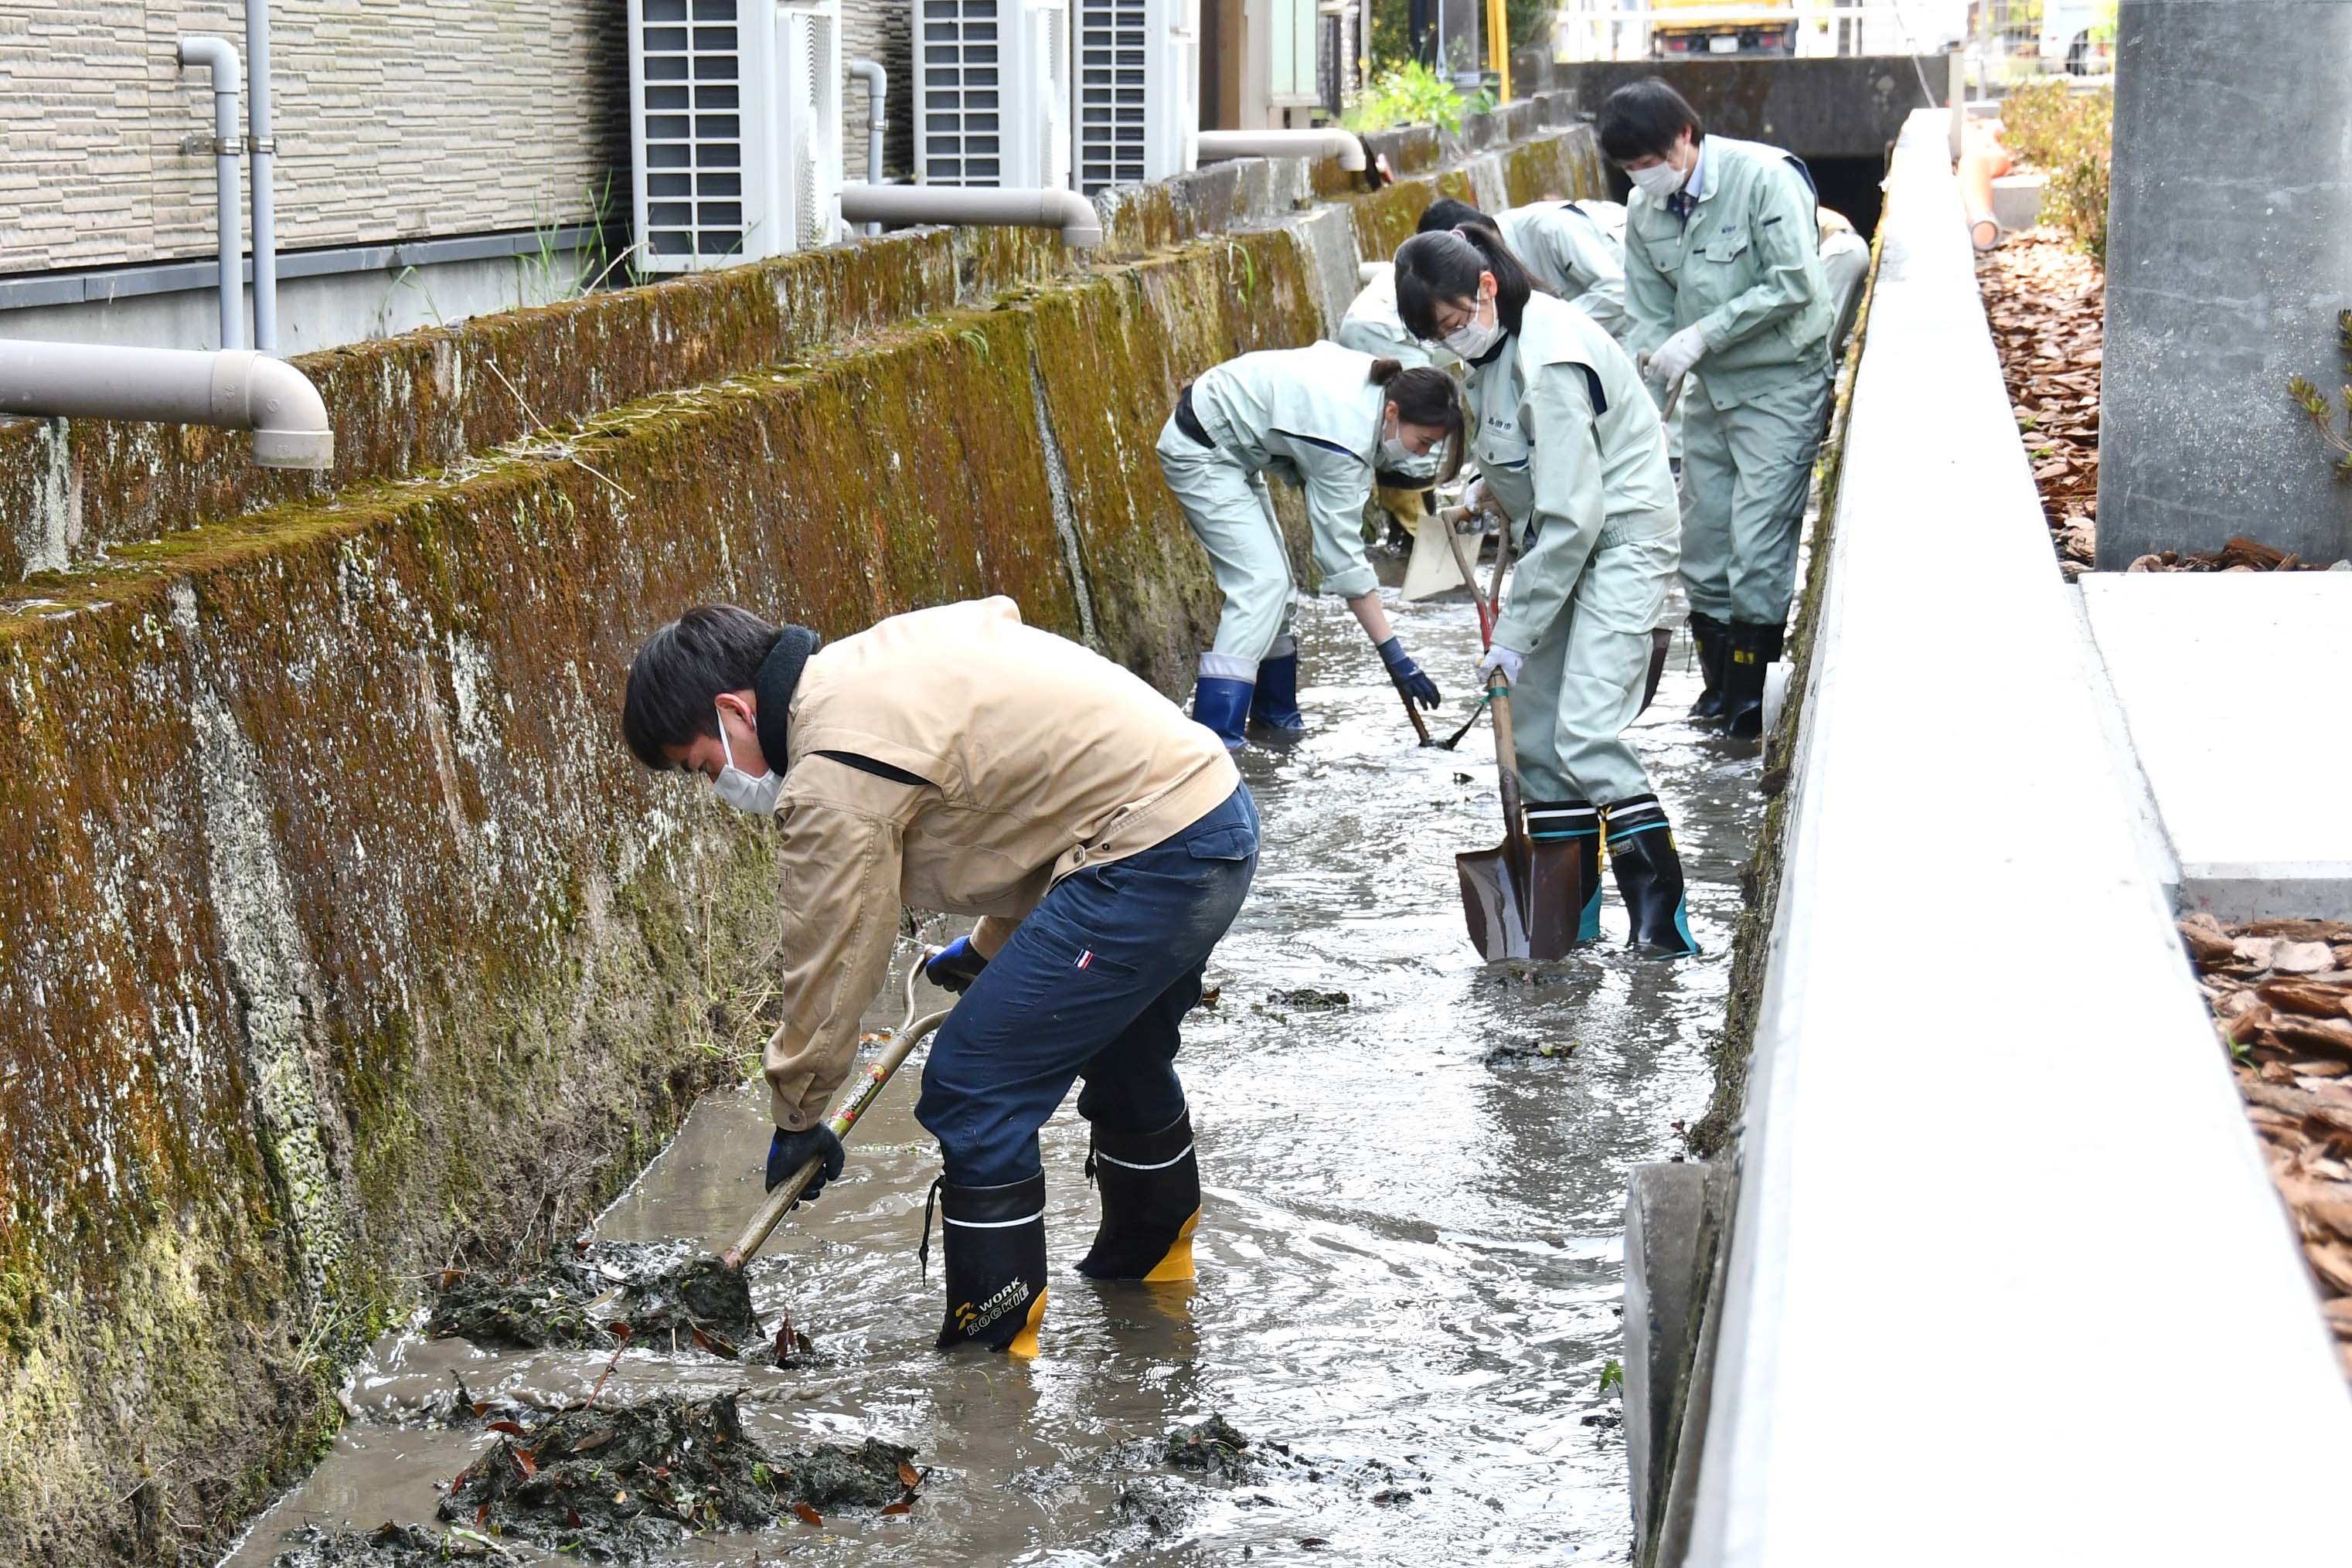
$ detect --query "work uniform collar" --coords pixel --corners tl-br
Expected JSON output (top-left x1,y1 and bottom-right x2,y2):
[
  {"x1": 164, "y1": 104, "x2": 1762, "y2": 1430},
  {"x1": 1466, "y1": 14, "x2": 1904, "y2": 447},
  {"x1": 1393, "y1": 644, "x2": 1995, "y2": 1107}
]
[
  {"x1": 1670, "y1": 138, "x2": 1710, "y2": 222},
  {"x1": 751, "y1": 623, "x2": 823, "y2": 777}
]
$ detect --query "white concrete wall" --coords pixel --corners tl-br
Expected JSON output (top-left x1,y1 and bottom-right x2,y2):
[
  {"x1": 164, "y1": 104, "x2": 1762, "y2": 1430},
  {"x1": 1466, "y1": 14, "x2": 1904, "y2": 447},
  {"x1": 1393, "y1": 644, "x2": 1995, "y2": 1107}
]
[{"x1": 1685, "y1": 109, "x2": 2352, "y2": 1566}]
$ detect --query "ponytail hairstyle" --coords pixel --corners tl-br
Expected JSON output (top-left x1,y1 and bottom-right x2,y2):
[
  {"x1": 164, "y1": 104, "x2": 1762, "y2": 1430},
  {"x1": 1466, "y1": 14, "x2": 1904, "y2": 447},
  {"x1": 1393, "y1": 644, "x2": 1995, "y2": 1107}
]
[
  {"x1": 1392, "y1": 218, "x2": 1537, "y2": 343},
  {"x1": 1367, "y1": 357, "x2": 1468, "y2": 485}
]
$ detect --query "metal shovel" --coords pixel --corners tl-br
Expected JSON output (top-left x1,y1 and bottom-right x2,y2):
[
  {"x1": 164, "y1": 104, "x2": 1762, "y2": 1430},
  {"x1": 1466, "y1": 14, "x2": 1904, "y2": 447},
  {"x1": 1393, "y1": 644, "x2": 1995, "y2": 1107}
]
[
  {"x1": 723, "y1": 959, "x2": 952, "y2": 1270},
  {"x1": 1456, "y1": 672, "x2": 1580, "y2": 962}
]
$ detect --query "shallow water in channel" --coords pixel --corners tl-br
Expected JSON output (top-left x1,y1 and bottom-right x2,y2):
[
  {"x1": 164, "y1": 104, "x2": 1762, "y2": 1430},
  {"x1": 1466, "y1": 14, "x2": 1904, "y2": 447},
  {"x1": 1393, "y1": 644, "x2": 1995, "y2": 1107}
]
[{"x1": 223, "y1": 561, "x2": 1763, "y2": 1567}]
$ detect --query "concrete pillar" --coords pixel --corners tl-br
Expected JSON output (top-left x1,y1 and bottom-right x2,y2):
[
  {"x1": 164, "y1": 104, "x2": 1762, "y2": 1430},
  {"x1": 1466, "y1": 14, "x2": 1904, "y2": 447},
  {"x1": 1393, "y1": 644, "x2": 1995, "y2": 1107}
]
[{"x1": 2097, "y1": 0, "x2": 2352, "y2": 568}]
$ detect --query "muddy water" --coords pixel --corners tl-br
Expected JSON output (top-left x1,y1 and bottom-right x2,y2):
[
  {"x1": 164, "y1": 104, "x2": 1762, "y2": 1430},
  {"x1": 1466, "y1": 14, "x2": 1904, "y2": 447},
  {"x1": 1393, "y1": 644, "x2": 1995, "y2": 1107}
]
[{"x1": 224, "y1": 565, "x2": 1761, "y2": 1566}]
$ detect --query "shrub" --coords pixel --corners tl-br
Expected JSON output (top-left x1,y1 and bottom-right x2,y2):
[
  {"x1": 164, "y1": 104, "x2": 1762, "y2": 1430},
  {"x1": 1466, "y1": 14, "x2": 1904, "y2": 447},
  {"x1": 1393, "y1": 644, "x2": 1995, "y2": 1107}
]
[
  {"x1": 2000, "y1": 79, "x2": 2112, "y2": 265},
  {"x1": 1344, "y1": 62, "x2": 1468, "y2": 134}
]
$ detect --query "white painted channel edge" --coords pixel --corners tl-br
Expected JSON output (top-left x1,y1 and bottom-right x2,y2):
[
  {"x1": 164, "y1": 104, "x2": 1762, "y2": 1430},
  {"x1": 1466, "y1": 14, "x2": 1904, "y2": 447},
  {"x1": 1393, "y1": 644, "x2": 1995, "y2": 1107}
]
[{"x1": 1683, "y1": 108, "x2": 2352, "y2": 1568}]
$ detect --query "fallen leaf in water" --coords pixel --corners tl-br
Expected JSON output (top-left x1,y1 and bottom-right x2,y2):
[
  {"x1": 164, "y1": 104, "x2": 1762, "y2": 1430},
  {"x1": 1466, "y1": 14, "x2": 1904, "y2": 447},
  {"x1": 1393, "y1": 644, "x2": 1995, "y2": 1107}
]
[
  {"x1": 572, "y1": 1428, "x2": 614, "y2": 1454},
  {"x1": 897, "y1": 1461, "x2": 921, "y2": 1487},
  {"x1": 792, "y1": 1502, "x2": 824, "y2": 1526},
  {"x1": 883, "y1": 1501, "x2": 914, "y2": 1515},
  {"x1": 487, "y1": 1420, "x2": 528, "y2": 1437},
  {"x1": 512, "y1": 1447, "x2": 538, "y2": 1479}
]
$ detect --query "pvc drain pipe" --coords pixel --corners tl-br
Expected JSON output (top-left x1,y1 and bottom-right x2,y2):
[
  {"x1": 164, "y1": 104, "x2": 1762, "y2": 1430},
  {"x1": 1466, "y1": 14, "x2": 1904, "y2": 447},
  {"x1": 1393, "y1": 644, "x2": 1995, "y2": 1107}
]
[
  {"x1": 246, "y1": 0, "x2": 281, "y2": 352},
  {"x1": 839, "y1": 184, "x2": 1101, "y2": 249},
  {"x1": 0, "y1": 341, "x2": 335, "y2": 469},
  {"x1": 178, "y1": 35, "x2": 243, "y2": 350},
  {"x1": 847, "y1": 60, "x2": 887, "y2": 236},
  {"x1": 1195, "y1": 129, "x2": 1367, "y2": 173}
]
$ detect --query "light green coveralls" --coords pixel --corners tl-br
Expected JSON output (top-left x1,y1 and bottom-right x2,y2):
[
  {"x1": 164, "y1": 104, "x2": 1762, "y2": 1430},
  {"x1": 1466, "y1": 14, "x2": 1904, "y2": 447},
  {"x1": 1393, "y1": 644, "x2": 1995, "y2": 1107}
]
[
  {"x1": 1156, "y1": 341, "x2": 1385, "y2": 677},
  {"x1": 1622, "y1": 135, "x2": 1833, "y2": 628},
  {"x1": 1471, "y1": 292, "x2": 1680, "y2": 807},
  {"x1": 1493, "y1": 200, "x2": 1629, "y2": 342}
]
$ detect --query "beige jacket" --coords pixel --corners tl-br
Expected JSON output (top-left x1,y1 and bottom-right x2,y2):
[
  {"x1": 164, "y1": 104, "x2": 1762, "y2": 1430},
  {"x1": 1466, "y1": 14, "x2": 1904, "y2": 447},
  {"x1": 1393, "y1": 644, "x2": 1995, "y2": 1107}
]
[{"x1": 761, "y1": 597, "x2": 1239, "y2": 1131}]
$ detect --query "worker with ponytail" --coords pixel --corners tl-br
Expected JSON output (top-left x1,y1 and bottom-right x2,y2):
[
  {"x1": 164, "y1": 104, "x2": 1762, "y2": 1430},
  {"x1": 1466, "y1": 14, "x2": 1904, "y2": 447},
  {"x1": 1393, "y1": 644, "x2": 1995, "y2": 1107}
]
[
  {"x1": 1156, "y1": 342, "x2": 1464, "y2": 747},
  {"x1": 1394, "y1": 219, "x2": 1697, "y2": 957}
]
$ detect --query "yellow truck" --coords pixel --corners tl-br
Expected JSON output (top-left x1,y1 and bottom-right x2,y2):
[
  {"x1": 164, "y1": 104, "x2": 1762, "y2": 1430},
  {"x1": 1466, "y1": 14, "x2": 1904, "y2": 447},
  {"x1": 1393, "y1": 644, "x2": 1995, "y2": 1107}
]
[{"x1": 1648, "y1": 0, "x2": 1799, "y2": 57}]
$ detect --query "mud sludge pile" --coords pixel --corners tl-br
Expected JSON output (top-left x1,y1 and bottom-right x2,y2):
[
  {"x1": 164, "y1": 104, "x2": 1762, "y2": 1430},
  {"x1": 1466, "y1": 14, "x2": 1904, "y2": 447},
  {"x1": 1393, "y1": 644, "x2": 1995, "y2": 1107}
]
[
  {"x1": 436, "y1": 1392, "x2": 919, "y2": 1558},
  {"x1": 429, "y1": 1240, "x2": 762, "y2": 1357}
]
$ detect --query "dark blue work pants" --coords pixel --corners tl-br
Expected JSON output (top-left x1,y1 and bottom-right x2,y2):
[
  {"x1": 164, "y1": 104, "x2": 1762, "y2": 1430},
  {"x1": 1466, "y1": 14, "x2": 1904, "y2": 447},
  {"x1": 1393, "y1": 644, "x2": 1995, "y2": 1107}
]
[{"x1": 914, "y1": 784, "x2": 1258, "y2": 1187}]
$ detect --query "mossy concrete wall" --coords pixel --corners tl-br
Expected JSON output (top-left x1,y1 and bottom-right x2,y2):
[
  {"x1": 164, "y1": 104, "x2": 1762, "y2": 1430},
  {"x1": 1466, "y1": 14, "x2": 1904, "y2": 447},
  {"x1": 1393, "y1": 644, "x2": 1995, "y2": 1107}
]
[{"x1": 0, "y1": 117, "x2": 1601, "y2": 1566}]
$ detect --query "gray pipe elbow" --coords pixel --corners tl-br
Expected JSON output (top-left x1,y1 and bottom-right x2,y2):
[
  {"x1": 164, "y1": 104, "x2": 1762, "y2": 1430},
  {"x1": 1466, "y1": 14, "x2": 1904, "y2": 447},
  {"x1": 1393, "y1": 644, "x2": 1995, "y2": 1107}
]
[
  {"x1": 216, "y1": 352, "x2": 335, "y2": 469},
  {"x1": 1047, "y1": 189, "x2": 1104, "y2": 250},
  {"x1": 179, "y1": 33, "x2": 240, "y2": 93},
  {"x1": 1195, "y1": 129, "x2": 1367, "y2": 173}
]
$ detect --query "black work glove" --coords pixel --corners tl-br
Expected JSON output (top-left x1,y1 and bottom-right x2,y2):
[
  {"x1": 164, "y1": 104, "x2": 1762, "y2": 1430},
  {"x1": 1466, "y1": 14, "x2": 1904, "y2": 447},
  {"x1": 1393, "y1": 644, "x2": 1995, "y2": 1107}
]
[
  {"x1": 1378, "y1": 635, "x2": 1441, "y2": 710},
  {"x1": 923, "y1": 936, "x2": 989, "y2": 993},
  {"x1": 766, "y1": 1124, "x2": 845, "y2": 1202}
]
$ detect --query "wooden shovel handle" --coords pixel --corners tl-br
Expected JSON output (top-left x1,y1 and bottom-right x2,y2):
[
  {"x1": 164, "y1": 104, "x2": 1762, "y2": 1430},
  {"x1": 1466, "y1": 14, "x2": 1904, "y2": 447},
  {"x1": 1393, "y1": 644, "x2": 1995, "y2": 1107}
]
[
  {"x1": 1439, "y1": 517, "x2": 1494, "y2": 647},
  {"x1": 1487, "y1": 672, "x2": 1530, "y2": 860}
]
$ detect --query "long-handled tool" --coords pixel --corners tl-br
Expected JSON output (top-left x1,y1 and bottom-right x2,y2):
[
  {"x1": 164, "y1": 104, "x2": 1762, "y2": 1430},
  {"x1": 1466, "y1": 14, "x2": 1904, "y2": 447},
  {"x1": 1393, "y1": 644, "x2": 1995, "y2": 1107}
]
[
  {"x1": 1389, "y1": 670, "x2": 1435, "y2": 746},
  {"x1": 1455, "y1": 671, "x2": 1579, "y2": 961},
  {"x1": 1438, "y1": 512, "x2": 1511, "y2": 751},
  {"x1": 723, "y1": 959, "x2": 951, "y2": 1270}
]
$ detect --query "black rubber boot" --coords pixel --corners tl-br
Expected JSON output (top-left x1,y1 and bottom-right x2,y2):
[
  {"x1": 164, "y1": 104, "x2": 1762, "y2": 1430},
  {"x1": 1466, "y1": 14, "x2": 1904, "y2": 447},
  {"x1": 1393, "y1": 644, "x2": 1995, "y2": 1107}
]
[
  {"x1": 1688, "y1": 613, "x2": 1731, "y2": 724},
  {"x1": 1605, "y1": 794, "x2": 1699, "y2": 957},
  {"x1": 1524, "y1": 799, "x2": 1602, "y2": 943},
  {"x1": 1077, "y1": 1107, "x2": 1201, "y2": 1281},
  {"x1": 1722, "y1": 621, "x2": 1785, "y2": 740},
  {"x1": 927, "y1": 1173, "x2": 1049, "y2": 1355}
]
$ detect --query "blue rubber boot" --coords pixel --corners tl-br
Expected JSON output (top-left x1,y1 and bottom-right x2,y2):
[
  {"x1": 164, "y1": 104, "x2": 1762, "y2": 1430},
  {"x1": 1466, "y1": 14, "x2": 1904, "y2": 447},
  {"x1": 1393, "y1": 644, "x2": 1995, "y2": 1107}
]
[
  {"x1": 1527, "y1": 799, "x2": 1604, "y2": 942},
  {"x1": 1605, "y1": 794, "x2": 1699, "y2": 957},
  {"x1": 1191, "y1": 657, "x2": 1255, "y2": 750},
  {"x1": 1247, "y1": 635, "x2": 1308, "y2": 738}
]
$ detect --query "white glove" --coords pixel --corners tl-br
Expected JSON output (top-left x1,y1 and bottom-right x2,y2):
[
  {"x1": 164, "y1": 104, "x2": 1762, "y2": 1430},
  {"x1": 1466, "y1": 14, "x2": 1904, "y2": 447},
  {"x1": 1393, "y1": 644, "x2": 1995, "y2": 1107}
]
[
  {"x1": 1476, "y1": 644, "x2": 1525, "y2": 687},
  {"x1": 1462, "y1": 475, "x2": 1486, "y2": 515},
  {"x1": 1642, "y1": 323, "x2": 1709, "y2": 387},
  {"x1": 1438, "y1": 503, "x2": 1482, "y2": 534}
]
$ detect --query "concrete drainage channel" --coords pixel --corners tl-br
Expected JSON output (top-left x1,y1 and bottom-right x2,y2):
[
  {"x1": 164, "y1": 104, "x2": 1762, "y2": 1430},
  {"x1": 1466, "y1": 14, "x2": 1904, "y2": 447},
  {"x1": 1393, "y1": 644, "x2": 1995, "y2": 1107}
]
[
  {"x1": 0, "y1": 101, "x2": 1672, "y2": 1566},
  {"x1": 220, "y1": 590, "x2": 1761, "y2": 1565}
]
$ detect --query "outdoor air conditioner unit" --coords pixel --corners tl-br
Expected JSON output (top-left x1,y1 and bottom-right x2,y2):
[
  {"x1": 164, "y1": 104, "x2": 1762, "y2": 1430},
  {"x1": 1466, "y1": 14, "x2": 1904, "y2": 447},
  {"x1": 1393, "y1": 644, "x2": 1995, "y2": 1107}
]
[
  {"x1": 914, "y1": 0, "x2": 1074, "y2": 187},
  {"x1": 627, "y1": 0, "x2": 843, "y2": 273},
  {"x1": 1073, "y1": 0, "x2": 1197, "y2": 195}
]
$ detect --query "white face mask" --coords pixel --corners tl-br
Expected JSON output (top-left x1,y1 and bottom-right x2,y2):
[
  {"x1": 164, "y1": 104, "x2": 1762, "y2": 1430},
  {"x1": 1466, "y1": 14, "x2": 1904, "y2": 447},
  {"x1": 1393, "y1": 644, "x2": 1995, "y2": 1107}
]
[
  {"x1": 713, "y1": 703, "x2": 783, "y2": 815},
  {"x1": 1441, "y1": 292, "x2": 1503, "y2": 359},
  {"x1": 1377, "y1": 420, "x2": 1420, "y2": 471},
  {"x1": 1628, "y1": 160, "x2": 1685, "y2": 198}
]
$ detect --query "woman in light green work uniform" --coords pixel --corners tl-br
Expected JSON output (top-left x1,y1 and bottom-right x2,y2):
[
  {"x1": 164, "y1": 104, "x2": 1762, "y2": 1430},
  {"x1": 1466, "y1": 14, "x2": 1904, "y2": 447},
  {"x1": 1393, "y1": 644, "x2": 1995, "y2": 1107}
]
[
  {"x1": 1416, "y1": 196, "x2": 1629, "y2": 342},
  {"x1": 1603, "y1": 77, "x2": 1833, "y2": 740},
  {"x1": 1393, "y1": 220, "x2": 1697, "y2": 956},
  {"x1": 1156, "y1": 342, "x2": 1464, "y2": 748}
]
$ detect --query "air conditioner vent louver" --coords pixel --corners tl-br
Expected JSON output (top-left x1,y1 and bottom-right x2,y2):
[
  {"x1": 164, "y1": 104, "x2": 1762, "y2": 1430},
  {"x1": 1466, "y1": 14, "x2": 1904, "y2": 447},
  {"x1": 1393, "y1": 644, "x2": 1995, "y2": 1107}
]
[
  {"x1": 628, "y1": 0, "x2": 842, "y2": 271},
  {"x1": 1074, "y1": 0, "x2": 1193, "y2": 196},
  {"x1": 914, "y1": 0, "x2": 1071, "y2": 189}
]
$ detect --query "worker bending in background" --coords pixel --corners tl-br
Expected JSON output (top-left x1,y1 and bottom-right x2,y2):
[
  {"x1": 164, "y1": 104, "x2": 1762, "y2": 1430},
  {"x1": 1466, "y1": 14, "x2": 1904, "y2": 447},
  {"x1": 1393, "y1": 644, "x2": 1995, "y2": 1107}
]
[
  {"x1": 1394, "y1": 218, "x2": 1698, "y2": 956},
  {"x1": 1156, "y1": 342, "x2": 1463, "y2": 747},
  {"x1": 1415, "y1": 195, "x2": 1629, "y2": 341},
  {"x1": 1602, "y1": 77, "x2": 1833, "y2": 740},
  {"x1": 621, "y1": 597, "x2": 1257, "y2": 1356}
]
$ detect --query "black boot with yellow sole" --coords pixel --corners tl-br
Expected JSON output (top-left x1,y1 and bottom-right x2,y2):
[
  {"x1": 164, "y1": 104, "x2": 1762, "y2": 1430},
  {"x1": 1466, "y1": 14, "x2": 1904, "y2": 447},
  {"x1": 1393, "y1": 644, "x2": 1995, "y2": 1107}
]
[
  {"x1": 926, "y1": 1172, "x2": 1049, "y2": 1356},
  {"x1": 1077, "y1": 1107, "x2": 1201, "y2": 1283}
]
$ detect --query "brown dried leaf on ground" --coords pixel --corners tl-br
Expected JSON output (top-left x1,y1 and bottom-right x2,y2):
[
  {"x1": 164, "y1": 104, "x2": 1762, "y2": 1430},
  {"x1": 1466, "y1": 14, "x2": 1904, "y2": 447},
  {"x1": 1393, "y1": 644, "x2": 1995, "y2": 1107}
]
[
  {"x1": 2193, "y1": 916, "x2": 2352, "y2": 1379},
  {"x1": 1976, "y1": 230, "x2": 2103, "y2": 574}
]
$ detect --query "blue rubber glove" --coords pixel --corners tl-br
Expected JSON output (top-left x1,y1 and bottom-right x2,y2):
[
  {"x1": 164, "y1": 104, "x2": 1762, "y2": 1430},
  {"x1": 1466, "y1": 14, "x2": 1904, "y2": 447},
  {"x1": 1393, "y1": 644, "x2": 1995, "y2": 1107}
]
[
  {"x1": 1378, "y1": 636, "x2": 1441, "y2": 710},
  {"x1": 766, "y1": 1124, "x2": 845, "y2": 1201},
  {"x1": 923, "y1": 936, "x2": 989, "y2": 993}
]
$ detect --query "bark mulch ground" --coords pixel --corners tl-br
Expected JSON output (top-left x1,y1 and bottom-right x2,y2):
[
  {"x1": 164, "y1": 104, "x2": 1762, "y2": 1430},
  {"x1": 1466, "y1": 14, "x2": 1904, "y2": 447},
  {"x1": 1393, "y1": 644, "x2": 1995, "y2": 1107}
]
[
  {"x1": 1979, "y1": 229, "x2": 2346, "y2": 577},
  {"x1": 2180, "y1": 913, "x2": 2352, "y2": 1382},
  {"x1": 1977, "y1": 228, "x2": 2104, "y2": 577}
]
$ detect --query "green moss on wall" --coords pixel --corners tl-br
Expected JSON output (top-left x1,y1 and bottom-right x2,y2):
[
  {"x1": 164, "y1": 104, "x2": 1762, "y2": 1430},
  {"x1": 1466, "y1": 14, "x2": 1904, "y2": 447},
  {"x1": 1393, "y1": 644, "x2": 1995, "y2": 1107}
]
[{"x1": 0, "y1": 117, "x2": 1606, "y2": 1566}]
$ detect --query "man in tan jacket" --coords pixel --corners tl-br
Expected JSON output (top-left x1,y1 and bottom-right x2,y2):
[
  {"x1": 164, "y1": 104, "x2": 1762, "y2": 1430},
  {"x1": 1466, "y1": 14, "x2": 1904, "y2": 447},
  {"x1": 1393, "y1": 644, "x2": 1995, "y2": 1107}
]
[{"x1": 622, "y1": 597, "x2": 1258, "y2": 1355}]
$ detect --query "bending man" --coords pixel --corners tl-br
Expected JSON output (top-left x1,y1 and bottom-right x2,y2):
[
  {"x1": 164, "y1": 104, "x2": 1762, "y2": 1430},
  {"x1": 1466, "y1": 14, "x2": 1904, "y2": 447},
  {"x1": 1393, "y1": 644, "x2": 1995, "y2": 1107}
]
[{"x1": 622, "y1": 597, "x2": 1258, "y2": 1355}]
